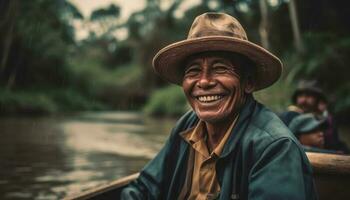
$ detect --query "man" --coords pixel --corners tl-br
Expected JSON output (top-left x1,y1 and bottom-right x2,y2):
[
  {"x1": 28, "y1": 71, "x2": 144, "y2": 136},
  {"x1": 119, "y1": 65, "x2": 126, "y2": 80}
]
[
  {"x1": 288, "y1": 113, "x2": 341, "y2": 154},
  {"x1": 288, "y1": 114, "x2": 326, "y2": 151},
  {"x1": 279, "y1": 80, "x2": 324, "y2": 126},
  {"x1": 280, "y1": 80, "x2": 349, "y2": 154},
  {"x1": 122, "y1": 12, "x2": 316, "y2": 199}
]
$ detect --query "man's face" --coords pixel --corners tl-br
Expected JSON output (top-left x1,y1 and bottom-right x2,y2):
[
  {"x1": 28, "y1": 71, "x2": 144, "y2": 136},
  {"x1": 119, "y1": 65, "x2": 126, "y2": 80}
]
[
  {"x1": 296, "y1": 92, "x2": 318, "y2": 113},
  {"x1": 182, "y1": 52, "x2": 253, "y2": 123},
  {"x1": 299, "y1": 130, "x2": 324, "y2": 149}
]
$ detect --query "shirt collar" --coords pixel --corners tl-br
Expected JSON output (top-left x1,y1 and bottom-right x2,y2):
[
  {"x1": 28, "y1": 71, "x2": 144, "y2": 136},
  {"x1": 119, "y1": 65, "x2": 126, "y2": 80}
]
[
  {"x1": 180, "y1": 116, "x2": 238, "y2": 158},
  {"x1": 212, "y1": 116, "x2": 238, "y2": 156}
]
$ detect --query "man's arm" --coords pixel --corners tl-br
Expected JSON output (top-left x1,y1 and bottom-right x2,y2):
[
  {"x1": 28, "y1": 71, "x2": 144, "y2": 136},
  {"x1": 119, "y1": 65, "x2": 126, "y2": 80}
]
[
  {"x1": 248, "y1": 138, "x2": 318, "y2": 200},
  {"x1": 120, "y1": 132, "x2": 175, "y2": 199},
  {"x1": 121, "y1": 110, "x2": 196, "y2": 199}
]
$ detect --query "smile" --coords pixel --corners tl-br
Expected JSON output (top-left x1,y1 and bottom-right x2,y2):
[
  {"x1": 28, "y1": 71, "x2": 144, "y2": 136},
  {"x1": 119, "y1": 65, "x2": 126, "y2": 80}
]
[{"x1": 196, "y1": 95, "x2": 224, "y2": 103}]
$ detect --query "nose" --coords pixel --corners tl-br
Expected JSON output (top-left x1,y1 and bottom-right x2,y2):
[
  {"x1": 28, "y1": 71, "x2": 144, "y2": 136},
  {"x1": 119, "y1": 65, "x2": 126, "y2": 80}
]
[
  {"x1": 197, "y1": 72, "x2": 216, "y2": 89},
  {"x1": 316, "y1": 131, "x2": 324, "y2": 141},
  {"x1": 319, "y1": 131, "x2": 324, "y2": 136}
]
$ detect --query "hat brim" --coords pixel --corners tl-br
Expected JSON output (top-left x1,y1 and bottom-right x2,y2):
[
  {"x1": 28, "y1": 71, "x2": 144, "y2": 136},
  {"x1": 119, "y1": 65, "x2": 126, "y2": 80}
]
[
  {"x1": 152, "y1": 36, "x2": 283, "y2": 91},
  {"x1": 299, "y1": 118, "x2": 328, "y2": 135}
]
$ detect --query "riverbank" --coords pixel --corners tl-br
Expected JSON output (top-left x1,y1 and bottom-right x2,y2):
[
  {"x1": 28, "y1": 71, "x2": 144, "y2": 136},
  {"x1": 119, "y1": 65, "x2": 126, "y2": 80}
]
[{"x1": 0, "y1": 89, "x2": 107, "y2": 115}]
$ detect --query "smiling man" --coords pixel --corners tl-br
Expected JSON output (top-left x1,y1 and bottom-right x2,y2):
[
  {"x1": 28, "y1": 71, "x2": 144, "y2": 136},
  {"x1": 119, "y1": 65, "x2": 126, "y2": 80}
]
[{"x1": 121, "y1": 12, "x2": 317, "y2": 200}]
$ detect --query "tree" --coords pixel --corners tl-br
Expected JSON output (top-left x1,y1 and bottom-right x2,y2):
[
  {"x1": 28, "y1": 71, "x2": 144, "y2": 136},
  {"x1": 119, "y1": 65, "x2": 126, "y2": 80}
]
[
  {"x1": 90, "y1": 4, "x2": 121, "y2": 36},
  {"x1": 0, "y1": 0, "x2": 83, "y2": 89},
  {"x1": 288, "y1": 0, "x2": 304, "y2": 53}
]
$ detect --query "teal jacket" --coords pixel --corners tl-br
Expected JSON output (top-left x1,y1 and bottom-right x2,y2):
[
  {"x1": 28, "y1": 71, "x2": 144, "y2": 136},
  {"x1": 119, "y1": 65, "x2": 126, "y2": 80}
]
[{"x1": 121, "y1": 97, "x2": 317, "y2": 200}]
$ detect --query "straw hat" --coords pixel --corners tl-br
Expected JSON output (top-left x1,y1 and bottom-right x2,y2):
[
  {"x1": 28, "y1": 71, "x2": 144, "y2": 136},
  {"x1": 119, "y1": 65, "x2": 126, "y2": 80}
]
[{"x1": 152, "y1": 12, "x2": 283, "y2": 91}]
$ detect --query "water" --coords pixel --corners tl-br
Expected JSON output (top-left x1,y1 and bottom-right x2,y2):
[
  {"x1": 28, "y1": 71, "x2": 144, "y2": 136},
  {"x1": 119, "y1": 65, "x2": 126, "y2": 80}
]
[{"x1": 0, "y1": 112, "x2": 176, "y2": 199}]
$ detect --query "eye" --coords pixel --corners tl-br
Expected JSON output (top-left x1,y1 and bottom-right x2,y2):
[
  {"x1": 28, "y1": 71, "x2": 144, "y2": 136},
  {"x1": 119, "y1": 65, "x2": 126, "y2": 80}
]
[
  {"x1": 213, "y1": 63, "x2": 230, "y2": 73},
  {"x1": 184, "y1": 64, "x2": 201, "y2": 76}
]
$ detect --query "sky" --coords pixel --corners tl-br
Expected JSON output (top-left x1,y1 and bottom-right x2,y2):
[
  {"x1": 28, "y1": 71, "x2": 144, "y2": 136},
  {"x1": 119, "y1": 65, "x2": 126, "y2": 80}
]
[
  {"x1": 69, "y1": 0, "x2": 146, "y2": 40},
  {"x1": 69, "y1": 0, "x2": 146, "y2": 20},
  {"x1": 69, "y1": 0, "x2": 201, "y2": 40}
]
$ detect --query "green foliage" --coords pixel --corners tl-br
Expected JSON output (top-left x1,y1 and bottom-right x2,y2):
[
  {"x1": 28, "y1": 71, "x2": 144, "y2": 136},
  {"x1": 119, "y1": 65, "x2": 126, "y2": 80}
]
[
  {"x1": 63, "y1": 1, "x2": 84, "y2": 19},
  {"x1": 1, "y1": 0, "x2": 350, "y2": 118},
  {"x1": 334, "y1": 85, "x2": 350, "y2": 115},
  {"x1": 107, "y1": 42, "x2": 133, "y2": 68},
  {"x1": 0, "y1": 88, "x2": 105, "y2": 114},
  {"x1": 68, "y1": 45, "x2": 145, "y2": 109},
  {"x1": 144, "y1": 86, "x2": 188, "y2": 117},
  {"x1": 0, "y1": 89, "x2": 57, "y2": 114},
  {"x1": 90, "y1": 4, "x2": 120, "y2": 21},
  {"x1": 254, "y1": 80, "x2": 295, "y2": 113},
  {"x1": 284, "y1": 33, "x2": 350, "y2": 115},
  {"x1": 0, "y1": 0, "x2": 77, "y2": 88}
]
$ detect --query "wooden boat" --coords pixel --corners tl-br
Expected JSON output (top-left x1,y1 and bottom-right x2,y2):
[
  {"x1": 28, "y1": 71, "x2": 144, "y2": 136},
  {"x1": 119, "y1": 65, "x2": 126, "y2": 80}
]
[{"x1": 65, "y1": 152, "x2": 350, "y2": 200}]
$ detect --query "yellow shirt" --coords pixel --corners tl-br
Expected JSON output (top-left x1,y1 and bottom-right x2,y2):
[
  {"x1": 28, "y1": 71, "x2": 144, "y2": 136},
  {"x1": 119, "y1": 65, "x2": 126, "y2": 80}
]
[{"x1": 179, "y1": 117, "x2": 238, "y2": 200}]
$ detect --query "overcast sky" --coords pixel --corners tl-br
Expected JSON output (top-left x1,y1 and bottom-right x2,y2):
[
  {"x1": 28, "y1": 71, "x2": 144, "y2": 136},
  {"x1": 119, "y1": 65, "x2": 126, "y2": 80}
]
[
  {"x1": 69, "y1": 0, "x2": 201, "y2": 40},
  {"x1": 69, "y1": 0, "x2": 146, "y2": 20}
]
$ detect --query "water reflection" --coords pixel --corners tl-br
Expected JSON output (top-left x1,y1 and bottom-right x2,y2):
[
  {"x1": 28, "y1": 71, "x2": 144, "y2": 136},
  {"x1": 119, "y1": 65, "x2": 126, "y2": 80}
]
[{"x1": 0, "y1": 112, "x2": 175, "y2": 199}]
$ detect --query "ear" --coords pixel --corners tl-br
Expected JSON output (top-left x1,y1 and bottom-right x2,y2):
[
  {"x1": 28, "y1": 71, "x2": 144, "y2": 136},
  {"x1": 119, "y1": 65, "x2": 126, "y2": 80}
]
[{"x1": 244, "y1": 75, "x2": 255, "y2": 93}]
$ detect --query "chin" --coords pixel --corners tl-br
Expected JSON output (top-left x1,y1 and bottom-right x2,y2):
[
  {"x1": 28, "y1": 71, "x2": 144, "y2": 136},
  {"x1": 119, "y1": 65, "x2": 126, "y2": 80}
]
[{"x1": 196, "y1": 111, "x2": 230, "y2": 123}]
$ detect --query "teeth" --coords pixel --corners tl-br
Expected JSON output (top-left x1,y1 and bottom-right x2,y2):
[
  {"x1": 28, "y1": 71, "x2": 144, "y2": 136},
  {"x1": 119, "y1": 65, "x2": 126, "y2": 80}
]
[{"x1": 197, "y1": 95, "x2": 222, "y2": 102}]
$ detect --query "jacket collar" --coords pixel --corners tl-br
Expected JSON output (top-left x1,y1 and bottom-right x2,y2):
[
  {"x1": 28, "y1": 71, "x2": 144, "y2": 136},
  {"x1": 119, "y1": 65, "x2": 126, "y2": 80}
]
[{"x1": 220, "y1": 95, "x2": 256, "y2": 158}]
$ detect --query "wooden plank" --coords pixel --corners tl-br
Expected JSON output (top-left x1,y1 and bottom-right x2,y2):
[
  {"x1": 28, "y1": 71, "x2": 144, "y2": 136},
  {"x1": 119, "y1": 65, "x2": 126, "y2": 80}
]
[
  {"x1": 306, "y1": 152, "x2": 350, "y2": 175},
  {"x1": 65, "y1": 152, "x2": 350, "y2": 199},
  {"x1": 306, "y1": 152, "x2": 350, "y2": 200},
  {"x1": 63, "y1": 173, "x2": 139, "y2": 200}
]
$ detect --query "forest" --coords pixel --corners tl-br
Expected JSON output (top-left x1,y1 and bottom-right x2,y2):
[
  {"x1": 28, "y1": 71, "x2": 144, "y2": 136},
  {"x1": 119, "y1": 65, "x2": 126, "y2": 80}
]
[{"x1": 0, "y1": 0, "x2": 349, "y2": 122}]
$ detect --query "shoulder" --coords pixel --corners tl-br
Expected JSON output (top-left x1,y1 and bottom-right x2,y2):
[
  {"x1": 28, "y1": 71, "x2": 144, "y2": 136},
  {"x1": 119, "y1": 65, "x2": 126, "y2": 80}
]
[
  {"x1": 249, "y1": 102, "x2": 297, "y2": 141},
  {"x1": 242, "y1": 102, "x2": 304, "y2": 158}
]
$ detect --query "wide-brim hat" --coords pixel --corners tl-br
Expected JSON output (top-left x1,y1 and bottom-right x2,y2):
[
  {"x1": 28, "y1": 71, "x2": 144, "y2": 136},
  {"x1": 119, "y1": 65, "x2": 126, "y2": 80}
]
[
  {"x1": 152, "y1": 12, "x2": 283, "y2": 91},
  {"x1": 292, "y1": 80, "x2": 326, "y2": 104}
]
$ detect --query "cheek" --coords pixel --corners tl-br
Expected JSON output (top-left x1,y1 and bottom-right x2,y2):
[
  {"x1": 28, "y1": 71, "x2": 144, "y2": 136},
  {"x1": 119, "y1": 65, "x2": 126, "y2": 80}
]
[
  {"x1": 226, "y1": 77, "x2": 244, "y2": 98},
  {"x1": 182, "y1": 78, "x2": 195, "y2": 101},
  {"x1": 220, "y1": 75, "x2": 241, "y2": 90},
  {"x1": 219, "y1": 78, "x2": 245, "y2": 110},
  {"x1": 182, "y1": 78, "x2": 191, "y2": 94},
  {"x1": 297, "y1": 97, "x2": 305, "y2": 104}
]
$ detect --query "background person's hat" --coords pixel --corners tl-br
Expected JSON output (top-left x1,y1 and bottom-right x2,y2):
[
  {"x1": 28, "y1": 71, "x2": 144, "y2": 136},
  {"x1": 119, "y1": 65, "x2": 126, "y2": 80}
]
[
  {"x1": 152, "y1": 12, "x2": 283, "y2": 91},
  {"x1": 288, "y1": 113, "x2": 328, "y2": 137},
  {"x1": 292, "y1": 80, "x2": 326, "y2": 104}
]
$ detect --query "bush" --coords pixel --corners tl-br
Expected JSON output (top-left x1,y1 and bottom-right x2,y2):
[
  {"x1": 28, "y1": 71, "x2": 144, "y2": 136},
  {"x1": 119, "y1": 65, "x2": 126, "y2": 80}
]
[
  {"x1": 0, "y1": 88, "x2": 106, "y2": 115},
  {"x1": 143, "y1": 85, "x2": 188, "y2": 117},
  {"x1": 0, "y1": 89, "x2": 57, "y2": 114},
  {"x1": 254, "y1": 79, "x2": 295, "y2": 113}
]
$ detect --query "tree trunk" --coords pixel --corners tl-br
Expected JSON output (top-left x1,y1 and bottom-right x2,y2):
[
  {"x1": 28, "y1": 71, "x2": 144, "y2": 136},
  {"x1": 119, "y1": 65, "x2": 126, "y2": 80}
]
[
  {"x1": 288, "y1": 0, "x2": 304, "y2": 53},
  {"x1": 0, "y1": 0, "x2": 18, "y2": 75},
  {"x1": 259, "y1": 0, "x2": 269, "y2": 50}
]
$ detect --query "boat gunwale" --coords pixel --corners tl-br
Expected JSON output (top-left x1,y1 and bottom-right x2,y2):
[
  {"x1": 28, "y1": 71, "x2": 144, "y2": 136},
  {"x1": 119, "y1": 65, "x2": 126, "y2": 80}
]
[{"x1": 64, "y1": 152, "x2": 350, "y2": 200}]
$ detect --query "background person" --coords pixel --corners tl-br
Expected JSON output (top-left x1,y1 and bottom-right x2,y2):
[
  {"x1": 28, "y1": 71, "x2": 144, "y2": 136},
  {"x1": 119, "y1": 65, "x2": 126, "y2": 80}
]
[
  {"x1": 279, "y1": 80, "x2": 324, "y2": 126},
  {"x1": 279, "y1": 80, "x2": 349, "y2": 154},
  {"x1": 316, "y1": 98, "x2": 349, "y2": 154},
  {"x1": 288, "y1": 113, "x2": 341, "y2": 154}
]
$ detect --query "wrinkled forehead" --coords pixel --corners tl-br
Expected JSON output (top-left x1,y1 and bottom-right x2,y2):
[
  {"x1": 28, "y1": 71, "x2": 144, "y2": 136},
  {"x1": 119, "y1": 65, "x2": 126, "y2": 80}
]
[{"x1": 183, "y1": 51, "x2": 255, "y2": 76}]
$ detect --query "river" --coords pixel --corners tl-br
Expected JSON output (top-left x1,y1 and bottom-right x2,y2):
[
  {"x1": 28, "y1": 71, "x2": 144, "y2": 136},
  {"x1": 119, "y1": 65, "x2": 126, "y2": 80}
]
[
  {"x1": 1, "y1": 111, "x2": 349, "y2": 199},
  {"x1": 0, "y1": 112, "x2": 176, "y2": 199}
]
